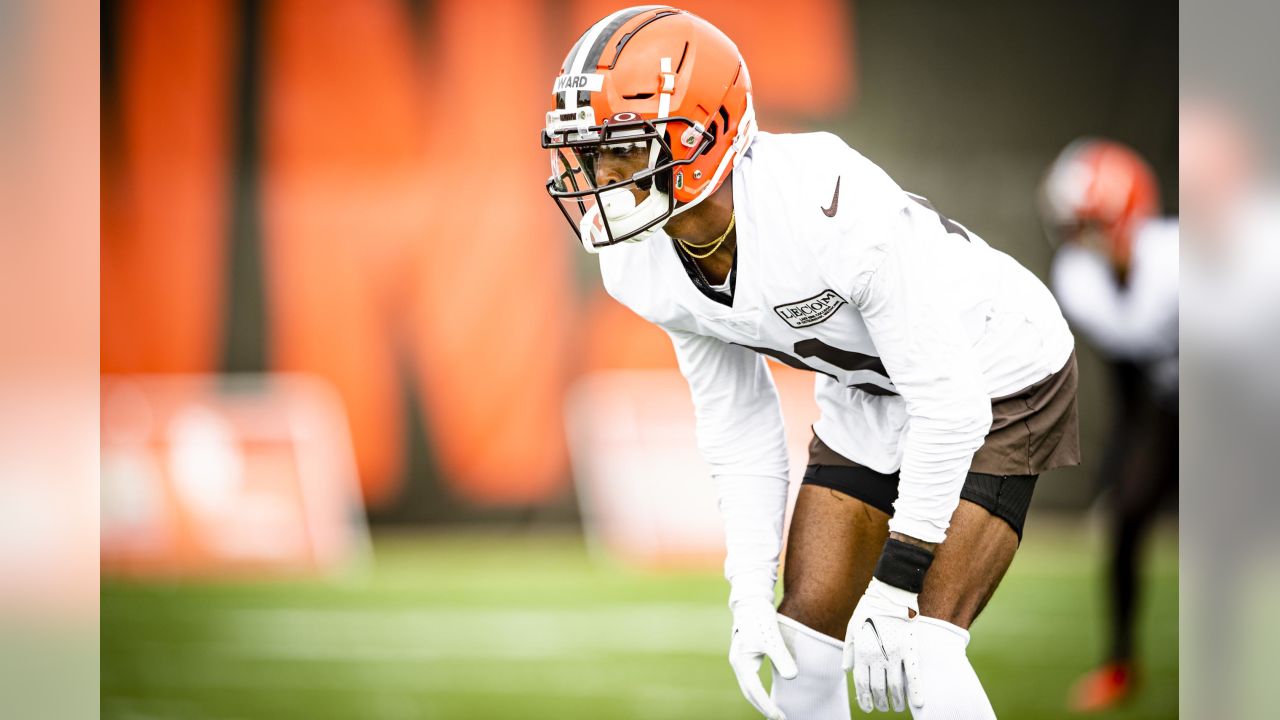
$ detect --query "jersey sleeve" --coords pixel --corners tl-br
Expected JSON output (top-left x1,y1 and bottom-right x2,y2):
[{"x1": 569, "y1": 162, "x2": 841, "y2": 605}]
[
  {"x1": 664, "y1": 328, "x2": 791, "y2": 606},
  {"x1": 849, "y1": 208, "x2": 993, "y2": 544}
]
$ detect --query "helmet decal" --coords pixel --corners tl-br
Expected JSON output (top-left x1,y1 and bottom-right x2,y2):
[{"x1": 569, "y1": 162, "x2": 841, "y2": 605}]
[{"x1": 552, "y1": 74, "x2": 604, "y2": 94}]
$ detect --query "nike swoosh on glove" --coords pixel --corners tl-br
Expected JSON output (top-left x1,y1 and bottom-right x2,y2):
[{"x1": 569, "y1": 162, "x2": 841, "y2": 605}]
[
  {"x1": 730, "y1": 597, "x2": 799, "y2": 720},
  {"x1": 843, "y1": 578, "x2": 925, "y2": 713}
]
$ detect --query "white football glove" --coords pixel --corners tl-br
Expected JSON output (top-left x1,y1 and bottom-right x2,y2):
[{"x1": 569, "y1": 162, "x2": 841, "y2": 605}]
[
  {"x1": 843, "y1": 578, "x2": 925, "y2": 713},
  {"x1": 729, "y1": 597, "x2": 799, "y2": 720}
]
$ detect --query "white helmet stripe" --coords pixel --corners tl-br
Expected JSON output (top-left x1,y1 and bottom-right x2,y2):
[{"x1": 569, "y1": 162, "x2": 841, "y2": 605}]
[
  {"x1": 650, "y1": 56, "x2": 673, "y2": 170},
  {"x1": 564, "y1": 7, "x2": 643, "y2": 112}
]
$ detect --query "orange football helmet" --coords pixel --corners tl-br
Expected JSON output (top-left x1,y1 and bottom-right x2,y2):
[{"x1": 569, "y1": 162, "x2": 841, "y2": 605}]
[
  {"x1": 1039, "y1": 138, "x2": 1160, "y2": 268},
  {"x1": 542, "y1": 6, "x2": 756, "y2": 252}
]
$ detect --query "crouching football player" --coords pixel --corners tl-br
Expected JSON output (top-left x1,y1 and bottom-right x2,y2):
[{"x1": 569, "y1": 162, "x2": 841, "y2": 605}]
[{"x1": 542, "y1": 7, "x2": 1079, "y2": 718}]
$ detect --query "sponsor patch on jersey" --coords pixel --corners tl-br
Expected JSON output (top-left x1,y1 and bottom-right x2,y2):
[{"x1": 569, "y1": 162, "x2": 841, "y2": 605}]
[
  {"x1": 553, "y1": 73, "x2": 604, "y2": 94},
  {"x1": 774, "y1": 289, "x2": 847, "y2": 329}
]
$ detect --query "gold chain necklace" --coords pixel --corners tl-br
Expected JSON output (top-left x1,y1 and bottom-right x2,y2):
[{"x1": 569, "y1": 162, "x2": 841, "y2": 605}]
[{"x1": 677, "y1": 211, "x2": 735, "y2": 260}]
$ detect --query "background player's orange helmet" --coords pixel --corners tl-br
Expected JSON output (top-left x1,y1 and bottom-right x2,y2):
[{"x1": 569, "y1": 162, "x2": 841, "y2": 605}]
[
  {"x1": 542, "y1": 6, "x2": 756, "y2": 252},
  {"x1": 1039, "y1": 138, "x2": 1160, "y2": 267}
]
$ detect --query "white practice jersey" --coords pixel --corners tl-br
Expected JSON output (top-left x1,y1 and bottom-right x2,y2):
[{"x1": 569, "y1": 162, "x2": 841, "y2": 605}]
[
  {"x1": 1052, "y1": 219, "x2": 1179, "y2": 400},
  {"x1": 599, "y1": 131, "x2": 1075, "y2": 544}
]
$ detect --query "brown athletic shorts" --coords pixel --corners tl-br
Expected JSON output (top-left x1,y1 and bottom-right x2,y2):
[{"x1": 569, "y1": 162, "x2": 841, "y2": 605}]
[
  {"x1": 804, "y1": 353, "x2": 1080, "y2": 537},
  {"x1": 809, "y1": 352, "x2": 1081, "y2": 476}
]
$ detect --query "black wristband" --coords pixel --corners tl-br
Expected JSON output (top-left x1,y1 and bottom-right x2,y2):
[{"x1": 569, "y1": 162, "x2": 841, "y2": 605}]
[{"x1": 873, "y1": 538, "x2": 935, "y2": 594}]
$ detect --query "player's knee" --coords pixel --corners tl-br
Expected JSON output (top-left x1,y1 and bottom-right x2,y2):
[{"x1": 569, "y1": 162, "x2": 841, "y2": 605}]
[{"x1": 778, "y1": 584, "x2": 854, "y2": 639}]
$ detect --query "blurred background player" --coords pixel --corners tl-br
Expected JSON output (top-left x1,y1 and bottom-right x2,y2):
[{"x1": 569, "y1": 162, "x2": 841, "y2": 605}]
[{"x1": 1039, "y1": 139, "x2": 1178, "y2": 711}]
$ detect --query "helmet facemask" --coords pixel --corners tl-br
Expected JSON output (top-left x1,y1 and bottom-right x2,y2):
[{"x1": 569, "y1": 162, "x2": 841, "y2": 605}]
[{"x1": 543, "y1": 108, "x2": 713, "y2": 253}]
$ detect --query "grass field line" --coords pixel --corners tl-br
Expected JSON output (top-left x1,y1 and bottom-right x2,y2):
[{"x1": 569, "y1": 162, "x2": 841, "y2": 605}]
[
  {"x1": 208, "y1": 604, "x2": 732, "y2": 661},
  {"x1": 108, "y1": 671, "x2": 737, "y2": 703},
  {"x1": 123, "y1": 598, "x2": 1172, "y2": 663},
  {"x1": 111, "y1": 642, "x2": 740, "y2": 703}
]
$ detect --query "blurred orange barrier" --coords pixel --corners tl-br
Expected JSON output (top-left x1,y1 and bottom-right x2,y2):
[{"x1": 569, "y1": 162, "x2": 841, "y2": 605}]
[
  {"x1": 565, "y1": 366, "x2": 819, "y2": 568},
  {"x1": 101, "y1": 374, "x2": 369, "y2": 577}
]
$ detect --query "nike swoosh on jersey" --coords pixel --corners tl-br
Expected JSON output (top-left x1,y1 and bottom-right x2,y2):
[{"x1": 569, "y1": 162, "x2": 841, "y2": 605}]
[{"x1": 821, "y1": 176, "x2": 841, "y2": 217}]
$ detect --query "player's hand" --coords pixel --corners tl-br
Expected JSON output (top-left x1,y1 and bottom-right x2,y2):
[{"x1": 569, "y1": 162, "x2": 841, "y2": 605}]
[
  {"x1": 729, "y1": 597, "x2": 798, "y2": 720},
  {"x1": 843, "y1": 578, "x2": 924, "y2": 713}
]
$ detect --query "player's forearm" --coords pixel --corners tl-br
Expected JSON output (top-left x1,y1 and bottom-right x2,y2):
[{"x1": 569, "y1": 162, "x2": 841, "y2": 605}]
[
  {"x1": 716, "y1": 472, "x2": 790, "y2": 607},
  {"x1": 873, "y1": 406, "x2": 988, "y2": 598},
  {"x1": 666, "y1": 330, "x2": 792, "y2": 606},
  {"x1": 886, "y1": 402, "x2": 991, "y2": 544}
]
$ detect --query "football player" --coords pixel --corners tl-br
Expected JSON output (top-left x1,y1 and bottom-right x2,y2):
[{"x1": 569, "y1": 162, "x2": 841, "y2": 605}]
[
  {"x1": 1040, "y1": 139, "x2": 1178, "y2": 712},
  {"x1": 543, "y1": 7, "x2": 1079, "y2": 719}
]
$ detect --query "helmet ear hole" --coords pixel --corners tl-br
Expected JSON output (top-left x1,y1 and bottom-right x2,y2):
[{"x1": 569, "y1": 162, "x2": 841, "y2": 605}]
[
  {"x1": 693, "y1": 107, "x2": 728, "y2": 157},
  {"x1": 712, "y1": 106, "x2": 730, "y2": 153}
]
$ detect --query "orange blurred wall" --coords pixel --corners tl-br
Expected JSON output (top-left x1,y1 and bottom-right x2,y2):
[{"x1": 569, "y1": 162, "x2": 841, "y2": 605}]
[
  {"x1": 102, "y1": 0, "x2": 234, "y2": 374},
  {"x1": 102, "y1": 0, "x2": 857, "y2": 509}
]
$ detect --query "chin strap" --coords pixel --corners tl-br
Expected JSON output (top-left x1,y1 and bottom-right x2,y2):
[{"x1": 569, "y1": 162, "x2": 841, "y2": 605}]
[{"x1": 577, "y1": 187, "x2": 670, "y2": 253}]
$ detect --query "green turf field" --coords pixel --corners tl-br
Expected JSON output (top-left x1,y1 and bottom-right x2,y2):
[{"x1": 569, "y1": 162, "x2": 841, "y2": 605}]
[{"x1": 102, "y1": 520, "x2": 1177, "y2": 719}]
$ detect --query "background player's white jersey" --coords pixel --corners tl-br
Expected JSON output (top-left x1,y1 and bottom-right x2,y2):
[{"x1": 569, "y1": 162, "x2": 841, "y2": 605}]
[
  {"x1": 1052, "y1": 218, "x2": 1179, "y2": 401},
  {"x1": 599, "y1": 131, "x2": 1074, "y2": 543}
]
